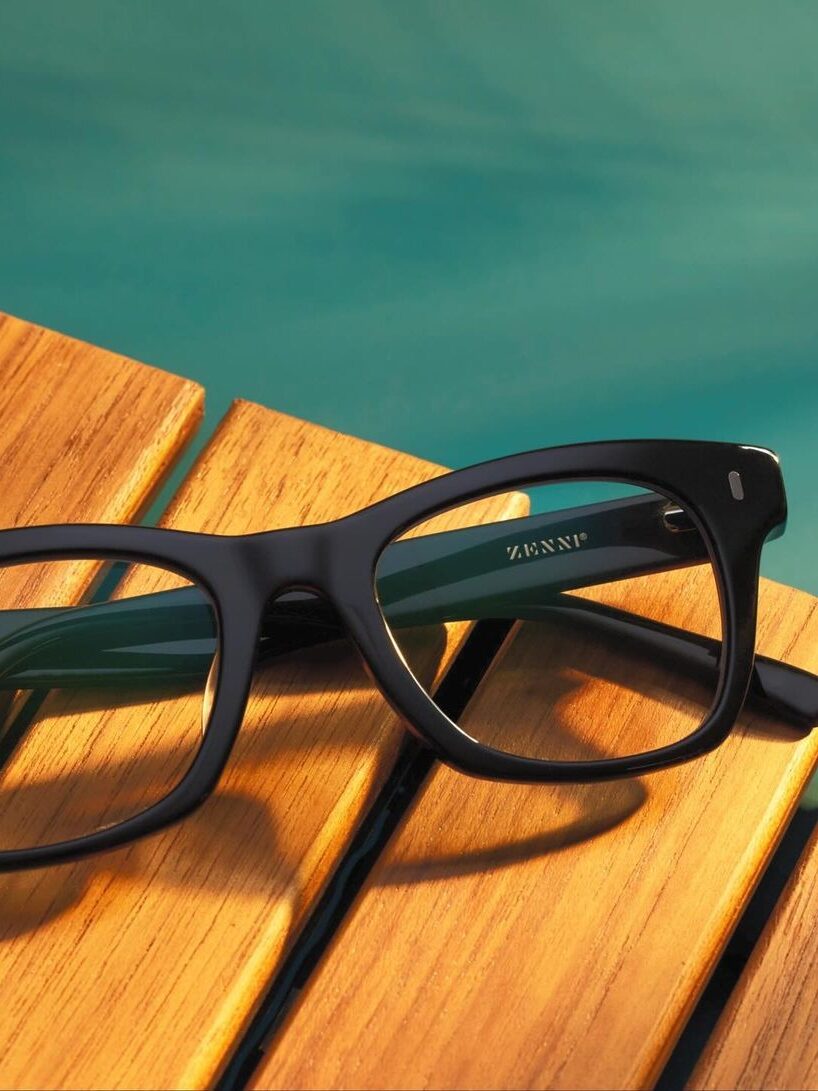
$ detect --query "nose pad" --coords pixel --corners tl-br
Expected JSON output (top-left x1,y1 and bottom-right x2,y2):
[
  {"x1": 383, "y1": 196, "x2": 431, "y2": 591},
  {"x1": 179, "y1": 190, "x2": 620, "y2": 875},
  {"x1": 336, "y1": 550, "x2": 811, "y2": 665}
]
[
  {"x1": 201, "y1": 649, "x2": 220, "y2": 736},
  {"x1": 257, "y1": 589, "x2": 346, "y2": 662}
]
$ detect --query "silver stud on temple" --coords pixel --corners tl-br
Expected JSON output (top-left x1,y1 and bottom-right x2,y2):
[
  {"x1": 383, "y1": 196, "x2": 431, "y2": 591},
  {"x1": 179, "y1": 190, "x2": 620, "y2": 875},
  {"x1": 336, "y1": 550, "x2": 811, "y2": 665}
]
[{"x1": 728, "y1": 470, "x2": 745, "y2": 501}]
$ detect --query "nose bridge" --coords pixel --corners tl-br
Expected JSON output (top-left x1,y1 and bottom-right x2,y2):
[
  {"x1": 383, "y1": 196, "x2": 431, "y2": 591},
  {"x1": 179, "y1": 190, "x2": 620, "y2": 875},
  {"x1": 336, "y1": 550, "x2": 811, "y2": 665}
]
[{"x1": 241, "y1": 522, "x2": 334, "y2": 599}]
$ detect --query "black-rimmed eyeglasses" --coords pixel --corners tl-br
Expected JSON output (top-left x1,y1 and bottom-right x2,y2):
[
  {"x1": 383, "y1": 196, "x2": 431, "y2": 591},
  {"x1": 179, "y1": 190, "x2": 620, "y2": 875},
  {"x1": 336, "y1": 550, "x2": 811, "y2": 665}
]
[{"x1": 0, "y1": 439, "x2": 815, "y2": 870}]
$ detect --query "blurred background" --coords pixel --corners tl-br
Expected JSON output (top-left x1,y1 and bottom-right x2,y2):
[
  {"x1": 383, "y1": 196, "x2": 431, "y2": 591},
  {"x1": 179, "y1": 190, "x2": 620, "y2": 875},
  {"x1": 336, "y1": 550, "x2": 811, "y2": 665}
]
[{"x1": 1, "y1": 2, "x2": 816, "y2": 592}]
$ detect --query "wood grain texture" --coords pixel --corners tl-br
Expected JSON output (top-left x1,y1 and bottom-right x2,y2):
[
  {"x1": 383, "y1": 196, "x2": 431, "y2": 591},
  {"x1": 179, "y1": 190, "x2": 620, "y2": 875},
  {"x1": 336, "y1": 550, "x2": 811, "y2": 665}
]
[
  {"x1": 255, "y1": 572, "x2": 818, "y2": 1091},
  {"x1": 0, "y1": 311, "x2": 203, "y2": 527},
  {"x1": 0, "y1": 399, "x2": 525, "y2": 1091},
  {"x1": 690, "y1": 819, "x2": 818, "y2": 1090}
]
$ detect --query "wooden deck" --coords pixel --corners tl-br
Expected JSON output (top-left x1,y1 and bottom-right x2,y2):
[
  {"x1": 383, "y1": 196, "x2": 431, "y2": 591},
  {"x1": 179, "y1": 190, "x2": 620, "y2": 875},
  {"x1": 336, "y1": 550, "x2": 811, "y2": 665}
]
[{"x1": 0, "y1": 311, "x2": 816, "y2": 1090}]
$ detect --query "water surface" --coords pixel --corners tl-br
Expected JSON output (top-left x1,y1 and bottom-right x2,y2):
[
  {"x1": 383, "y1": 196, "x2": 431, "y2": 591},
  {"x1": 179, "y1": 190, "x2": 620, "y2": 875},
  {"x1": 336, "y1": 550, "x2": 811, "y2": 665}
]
[{"x1": 1, "y1": 2, "x2": 816, "y2": 590}]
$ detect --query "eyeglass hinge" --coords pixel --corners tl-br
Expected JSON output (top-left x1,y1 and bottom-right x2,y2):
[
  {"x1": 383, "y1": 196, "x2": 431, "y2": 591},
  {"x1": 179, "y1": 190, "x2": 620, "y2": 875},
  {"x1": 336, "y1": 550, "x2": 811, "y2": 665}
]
[{"x1": 661, "y1": 503, "x2": 697, "y2": 533}]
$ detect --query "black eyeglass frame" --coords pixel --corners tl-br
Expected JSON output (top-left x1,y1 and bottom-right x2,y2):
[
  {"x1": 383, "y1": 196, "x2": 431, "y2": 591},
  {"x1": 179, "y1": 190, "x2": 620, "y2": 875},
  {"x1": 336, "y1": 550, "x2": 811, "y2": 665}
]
[{"x1": 0, "y1": 439, "x2": 789, "y2": 870}]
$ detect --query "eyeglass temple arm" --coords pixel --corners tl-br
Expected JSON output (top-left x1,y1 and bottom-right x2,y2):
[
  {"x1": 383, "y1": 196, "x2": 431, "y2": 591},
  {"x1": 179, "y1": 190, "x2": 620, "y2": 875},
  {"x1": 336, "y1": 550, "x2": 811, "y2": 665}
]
[
  {"x1": 483, "y1": 593, "x2": 818, "y2": 732},
  {"x1": 0, "y1": 493, "x2": 684, "y2": 687},
  {"x1": 0, "y1": 587, "x2": 810, "y2": 733},
  {"x1": 0, "y1": 586, "x2": 216, "y2": 689},
  {"x1": 0, "y1": 494, "x2": 812, "y2": 728}
]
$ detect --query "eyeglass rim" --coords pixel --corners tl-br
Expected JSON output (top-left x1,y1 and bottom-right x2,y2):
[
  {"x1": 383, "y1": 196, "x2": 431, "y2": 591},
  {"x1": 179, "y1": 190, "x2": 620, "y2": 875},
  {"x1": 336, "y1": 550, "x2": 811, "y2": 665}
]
[{"x1": 0, "y1": 438, "x2": 788, "y2": 869}]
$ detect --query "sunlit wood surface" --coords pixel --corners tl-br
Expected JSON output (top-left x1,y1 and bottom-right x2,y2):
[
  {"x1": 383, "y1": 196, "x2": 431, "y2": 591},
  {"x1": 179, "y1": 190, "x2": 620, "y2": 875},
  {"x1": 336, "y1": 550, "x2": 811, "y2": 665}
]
[
  {"x1": 690, "y1": 819, "x2": 818, "y2": 1090},
  {"x1": 3, "y1": 312, "x2": 818, "y2": 1091},
  {"x1": 254, "y1": 572, "x2": 818, "y2": 1090},
  {"x1": 0, "y1": 384, "x2": 524, "y2": 1090},
  {"x1": 0, "y1": 311, "x2": 202, "y2": 528}
]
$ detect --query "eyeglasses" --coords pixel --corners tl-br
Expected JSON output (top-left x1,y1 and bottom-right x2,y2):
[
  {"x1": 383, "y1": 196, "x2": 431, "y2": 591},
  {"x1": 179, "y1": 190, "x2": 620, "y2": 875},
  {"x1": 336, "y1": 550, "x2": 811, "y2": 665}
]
[{"x1": 0, "y1": 439, "x2": 815, "y2": 869}]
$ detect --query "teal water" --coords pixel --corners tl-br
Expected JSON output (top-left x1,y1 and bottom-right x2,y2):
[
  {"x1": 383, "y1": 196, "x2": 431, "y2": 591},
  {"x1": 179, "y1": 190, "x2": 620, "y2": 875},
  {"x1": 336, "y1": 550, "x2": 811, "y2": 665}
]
[{"x1": 1, "y1": 2, "x2": 816, "y2": 591}]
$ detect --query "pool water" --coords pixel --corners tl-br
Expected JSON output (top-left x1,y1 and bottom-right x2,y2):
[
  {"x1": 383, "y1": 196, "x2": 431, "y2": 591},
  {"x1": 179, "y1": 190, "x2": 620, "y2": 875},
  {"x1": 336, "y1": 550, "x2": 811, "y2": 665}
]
[{"x1": 1, "y1": 2, "x2": 816, "y2": 594}]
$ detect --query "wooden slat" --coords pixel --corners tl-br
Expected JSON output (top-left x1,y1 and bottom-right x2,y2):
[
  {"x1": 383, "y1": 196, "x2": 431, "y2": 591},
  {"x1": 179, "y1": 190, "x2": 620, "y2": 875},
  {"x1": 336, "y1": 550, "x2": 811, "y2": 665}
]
[
  {"x1": 0, "y1": 311, "x2": 203, "y2": 527},
  {"x1": 254, "y1": 573, "x2": 818, "y2": 1091},
  {"x1": 0, "y1": 311, "x2": 204, "y2": 1087},
  {"x1": 690, "y1": 820, "x2": 818, "y2": 1090},
  {"x1": 0, "y1": 400, "x2": 525, "y2": 1090}
]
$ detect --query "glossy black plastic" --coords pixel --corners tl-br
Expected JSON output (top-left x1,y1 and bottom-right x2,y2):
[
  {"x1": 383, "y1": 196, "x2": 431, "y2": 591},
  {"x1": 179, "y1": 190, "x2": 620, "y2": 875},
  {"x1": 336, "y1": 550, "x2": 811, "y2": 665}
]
[
  {"x1": 0, "y1": 439, "x2": 803, "y2": 869},
  {"x1": 1, "y1": 498, "x2": 811, "y2": 727}
]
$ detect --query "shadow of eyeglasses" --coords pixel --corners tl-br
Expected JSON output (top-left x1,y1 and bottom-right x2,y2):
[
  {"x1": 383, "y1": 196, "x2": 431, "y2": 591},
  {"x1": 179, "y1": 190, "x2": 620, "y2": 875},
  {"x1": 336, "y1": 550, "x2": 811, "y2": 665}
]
[{"x1": 0, "y1": 619, "x2": 672, "y2": 938}]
